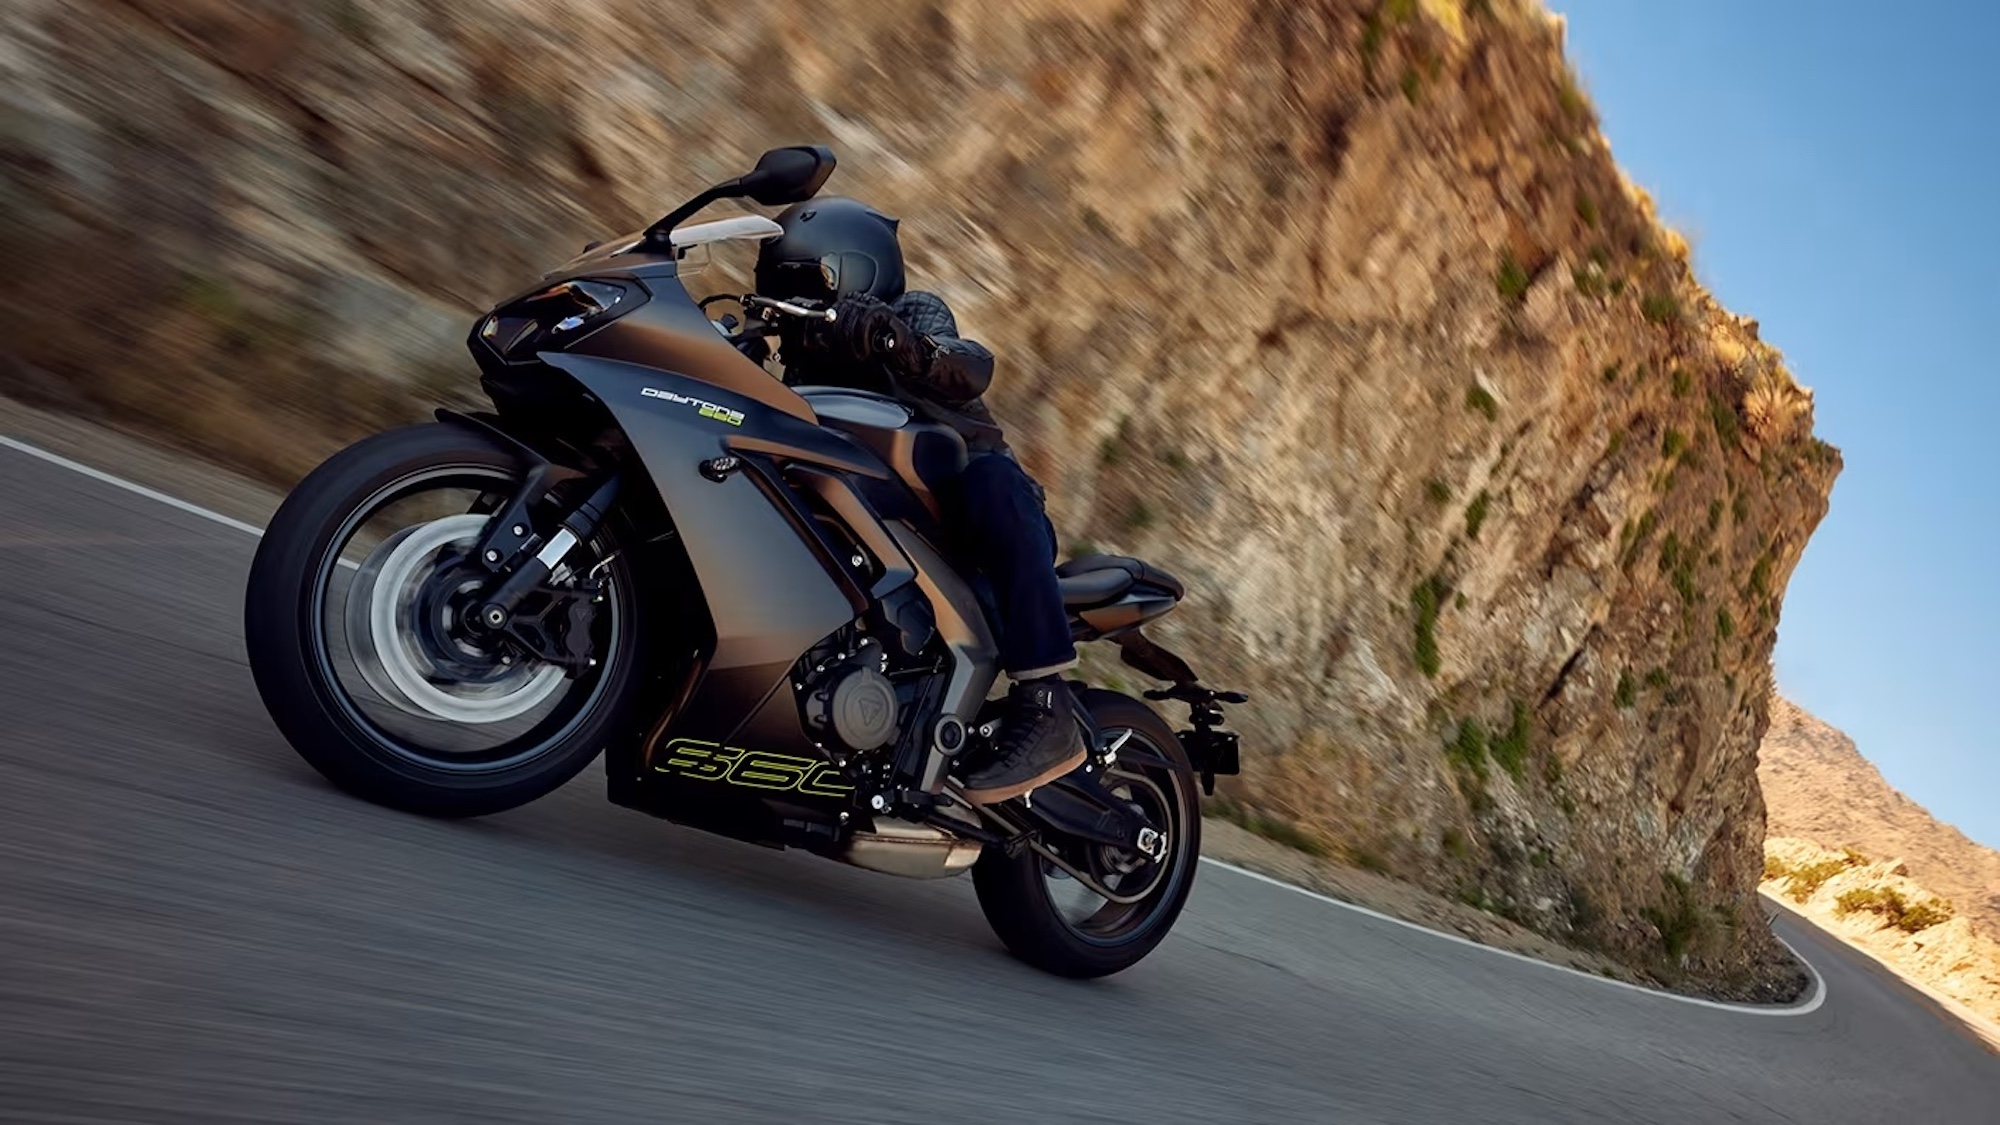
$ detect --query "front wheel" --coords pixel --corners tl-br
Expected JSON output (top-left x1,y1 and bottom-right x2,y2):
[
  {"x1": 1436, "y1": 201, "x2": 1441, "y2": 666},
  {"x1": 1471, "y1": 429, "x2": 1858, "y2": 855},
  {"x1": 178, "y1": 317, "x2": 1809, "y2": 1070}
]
[
  {"x1": 244, "y1": 422, "x2": 646, "y2": 818},
  {"x1": 971, "y1": 689, "x2": 1202, "y2": 978}
]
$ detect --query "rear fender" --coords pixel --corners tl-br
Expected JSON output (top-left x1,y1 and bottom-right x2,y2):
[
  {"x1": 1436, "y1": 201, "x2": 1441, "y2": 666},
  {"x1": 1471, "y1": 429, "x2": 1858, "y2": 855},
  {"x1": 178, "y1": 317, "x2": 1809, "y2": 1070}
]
[{"x1": 1107, "y1": 629, "x2": 1248, "y2": 795}]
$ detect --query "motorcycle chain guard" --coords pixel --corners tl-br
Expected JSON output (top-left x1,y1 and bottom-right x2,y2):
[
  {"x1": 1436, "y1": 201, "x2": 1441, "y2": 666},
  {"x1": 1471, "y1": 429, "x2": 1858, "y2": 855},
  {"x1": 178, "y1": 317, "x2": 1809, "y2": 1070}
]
[{"x1": 1022, "y1": 768, "x2": 1153, "y2": 851}]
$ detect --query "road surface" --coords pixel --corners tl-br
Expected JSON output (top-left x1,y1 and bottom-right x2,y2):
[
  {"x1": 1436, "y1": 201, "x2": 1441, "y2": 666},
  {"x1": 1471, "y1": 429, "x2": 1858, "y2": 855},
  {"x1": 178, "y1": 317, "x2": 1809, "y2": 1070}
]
[{"x1": 2, "y1": 431, "x2": 1997, "y2": 1124}]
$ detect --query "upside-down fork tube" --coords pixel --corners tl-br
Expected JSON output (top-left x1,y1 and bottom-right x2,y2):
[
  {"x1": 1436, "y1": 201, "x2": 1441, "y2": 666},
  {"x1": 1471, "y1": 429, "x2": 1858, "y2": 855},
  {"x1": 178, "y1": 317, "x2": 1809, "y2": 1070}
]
[{"x1": 476, "y1": 474, "x2": 623, "y2": 623}]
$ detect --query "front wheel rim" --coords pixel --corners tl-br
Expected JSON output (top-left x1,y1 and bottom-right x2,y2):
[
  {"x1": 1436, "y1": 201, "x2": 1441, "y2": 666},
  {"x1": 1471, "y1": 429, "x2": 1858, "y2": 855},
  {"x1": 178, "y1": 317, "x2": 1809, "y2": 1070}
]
[{"x1": 305, "y1": 463, "x2": 625, "y2": 773}]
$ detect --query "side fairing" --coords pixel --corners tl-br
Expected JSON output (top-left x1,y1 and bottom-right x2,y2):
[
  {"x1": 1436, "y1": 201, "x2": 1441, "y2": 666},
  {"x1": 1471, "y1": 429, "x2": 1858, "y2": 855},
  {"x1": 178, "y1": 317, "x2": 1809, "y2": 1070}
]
[{"x1": 546, "y1": 353, "x2": 859, "y2": 757}]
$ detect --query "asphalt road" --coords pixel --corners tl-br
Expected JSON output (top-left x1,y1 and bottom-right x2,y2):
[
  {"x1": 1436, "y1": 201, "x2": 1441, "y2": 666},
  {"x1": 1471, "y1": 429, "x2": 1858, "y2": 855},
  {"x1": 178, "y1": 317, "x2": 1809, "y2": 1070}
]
[{"x1": 3, "y1": 435, "x2": 1998, "y2": 1124}]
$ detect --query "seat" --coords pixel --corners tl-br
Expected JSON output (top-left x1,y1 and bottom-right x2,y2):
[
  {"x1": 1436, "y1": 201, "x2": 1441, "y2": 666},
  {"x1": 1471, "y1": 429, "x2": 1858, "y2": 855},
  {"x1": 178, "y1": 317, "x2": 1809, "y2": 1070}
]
[
  {"x1": 1056, "y1": 567, "x2": 1133, "y2": 608},
  {"x1": 1055, "y1": 554, "x2": 1185, "y2": 609}
]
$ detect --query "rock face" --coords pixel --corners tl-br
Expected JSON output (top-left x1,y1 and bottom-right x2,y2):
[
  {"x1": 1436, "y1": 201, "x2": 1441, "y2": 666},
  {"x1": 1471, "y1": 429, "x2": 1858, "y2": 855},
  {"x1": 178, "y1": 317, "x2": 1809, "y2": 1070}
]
[
  {"x1": 0, "y1": 0, "x2": 1838, "y2": 982},
  {"x1": 1760, "y1": 697, "x2": 2000, "y2": 939}
]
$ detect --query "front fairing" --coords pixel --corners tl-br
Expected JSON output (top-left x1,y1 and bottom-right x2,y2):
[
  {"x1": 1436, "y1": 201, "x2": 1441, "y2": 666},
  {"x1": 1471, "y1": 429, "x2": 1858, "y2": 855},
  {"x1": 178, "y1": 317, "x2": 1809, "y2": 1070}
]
[
  {"x1": 470, "y1": 243, "x2": 816, "y2": 424},
  {"x1": 547, "y1": 230, "x2": 651, "y2": 276}
]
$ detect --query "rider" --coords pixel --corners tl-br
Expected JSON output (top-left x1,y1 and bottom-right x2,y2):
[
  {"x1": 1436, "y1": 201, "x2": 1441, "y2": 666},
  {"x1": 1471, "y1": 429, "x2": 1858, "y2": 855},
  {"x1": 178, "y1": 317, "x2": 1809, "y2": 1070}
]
[{"x1": 753, "y1": 197, "x2": 1086, "y2": 805}]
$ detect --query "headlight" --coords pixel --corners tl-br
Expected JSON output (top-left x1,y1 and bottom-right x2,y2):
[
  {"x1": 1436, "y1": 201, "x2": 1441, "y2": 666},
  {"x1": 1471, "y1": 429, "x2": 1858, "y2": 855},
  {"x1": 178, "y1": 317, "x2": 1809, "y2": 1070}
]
[{"x1": 479, "y1": 279, "x2": 646, "y2": 360}]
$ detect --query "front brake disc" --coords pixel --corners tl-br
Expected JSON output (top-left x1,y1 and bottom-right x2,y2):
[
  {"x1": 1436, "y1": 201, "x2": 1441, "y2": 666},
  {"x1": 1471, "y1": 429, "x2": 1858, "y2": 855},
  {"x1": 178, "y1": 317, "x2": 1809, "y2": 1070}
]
[{"x1": 342, "y1": 515, "x2": 565, "y2": 724}]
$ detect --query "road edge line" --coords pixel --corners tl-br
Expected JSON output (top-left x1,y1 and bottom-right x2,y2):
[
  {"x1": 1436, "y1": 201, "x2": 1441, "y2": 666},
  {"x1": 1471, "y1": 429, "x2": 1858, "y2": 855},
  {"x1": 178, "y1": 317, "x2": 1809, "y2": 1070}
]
[
  {"x1": 1200, "y1": 858, "x2": 1826, "y2": 1016},
  {"x1": 0, "y1": 435, "x2": 267, "y2": 538},
  {"x1": 0, "y1": 434, "x2": 1830, "y2": 1020}
]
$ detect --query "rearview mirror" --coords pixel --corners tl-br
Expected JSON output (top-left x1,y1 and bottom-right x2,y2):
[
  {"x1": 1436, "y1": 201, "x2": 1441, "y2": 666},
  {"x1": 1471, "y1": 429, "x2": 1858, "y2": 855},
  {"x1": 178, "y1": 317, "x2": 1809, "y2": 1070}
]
[
  {"x1": 738, "y1": 145, "x2": 837, "y2": 206},
  {"x1": 643, "y1": 144, "x2": 838, "y2": 248}
]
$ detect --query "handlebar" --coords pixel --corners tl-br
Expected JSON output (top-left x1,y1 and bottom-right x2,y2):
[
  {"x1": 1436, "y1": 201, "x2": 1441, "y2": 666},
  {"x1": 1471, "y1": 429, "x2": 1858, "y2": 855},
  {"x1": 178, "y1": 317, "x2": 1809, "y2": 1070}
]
[
  {"x1": 743, "y1": 295, "x2": 836, "y2": 323},
  {"x1": 722, "y1": 295, "x2": 900, "y2": 374}
]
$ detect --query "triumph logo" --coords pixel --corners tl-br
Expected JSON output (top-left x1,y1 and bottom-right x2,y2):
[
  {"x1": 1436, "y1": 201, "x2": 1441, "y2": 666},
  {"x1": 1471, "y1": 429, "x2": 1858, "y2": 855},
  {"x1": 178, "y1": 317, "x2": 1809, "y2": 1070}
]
[{"x1": 640, "y1": 386, "x2": 745, "y2": 427}]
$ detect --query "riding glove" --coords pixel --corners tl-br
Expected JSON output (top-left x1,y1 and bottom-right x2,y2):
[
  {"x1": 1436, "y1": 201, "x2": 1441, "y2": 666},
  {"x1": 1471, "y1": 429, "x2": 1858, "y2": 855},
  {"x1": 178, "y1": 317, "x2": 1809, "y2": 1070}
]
[{"x1": 822, "y1": 294, "x2": 926, "y2": 379}]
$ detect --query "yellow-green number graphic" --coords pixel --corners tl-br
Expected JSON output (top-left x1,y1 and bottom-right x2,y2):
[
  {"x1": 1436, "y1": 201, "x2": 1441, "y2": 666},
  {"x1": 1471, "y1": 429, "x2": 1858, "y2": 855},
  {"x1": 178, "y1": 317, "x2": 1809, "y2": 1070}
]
[
  {"x1": 654, "y1": 740, "x2": 853, "y2": 797},
  {"x1": 658, "y1": 740, "x2": 738, "y2": 782}
]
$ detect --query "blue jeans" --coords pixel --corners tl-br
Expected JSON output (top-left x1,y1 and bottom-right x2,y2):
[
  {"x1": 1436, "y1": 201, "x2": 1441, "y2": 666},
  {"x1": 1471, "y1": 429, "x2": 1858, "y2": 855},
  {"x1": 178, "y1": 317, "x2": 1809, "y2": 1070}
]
[{"x1": 947, "y1": 454, "x2": 1077, "y2": 679}]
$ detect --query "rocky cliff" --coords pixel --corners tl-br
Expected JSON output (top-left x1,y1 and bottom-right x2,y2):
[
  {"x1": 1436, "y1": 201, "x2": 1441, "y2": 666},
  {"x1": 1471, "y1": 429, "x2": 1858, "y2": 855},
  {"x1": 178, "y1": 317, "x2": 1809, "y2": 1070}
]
[{"x1": 0, "y1": 0, "x2": 1838, "y2": 986}]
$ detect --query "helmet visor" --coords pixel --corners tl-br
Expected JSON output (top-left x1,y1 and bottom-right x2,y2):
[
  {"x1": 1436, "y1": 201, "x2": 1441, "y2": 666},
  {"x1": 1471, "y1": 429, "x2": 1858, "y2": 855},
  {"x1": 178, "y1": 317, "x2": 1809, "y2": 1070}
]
[
  {"x1": 758, "y1": 253, "x2": 880, "y2": 302},
  {"x1": 758, "y1": 258, "x2": 837, "y2": 302}
]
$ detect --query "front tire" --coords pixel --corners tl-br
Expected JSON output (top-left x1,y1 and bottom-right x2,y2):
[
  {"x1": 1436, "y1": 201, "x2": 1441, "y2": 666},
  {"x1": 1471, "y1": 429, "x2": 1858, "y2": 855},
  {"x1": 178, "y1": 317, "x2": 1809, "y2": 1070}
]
[
  {"x1": 244, "y1": 422, "x2": 645, "y2": 818},
  {"x1": 971, "y1": 689, "x2": 1202, "y2": 978}
]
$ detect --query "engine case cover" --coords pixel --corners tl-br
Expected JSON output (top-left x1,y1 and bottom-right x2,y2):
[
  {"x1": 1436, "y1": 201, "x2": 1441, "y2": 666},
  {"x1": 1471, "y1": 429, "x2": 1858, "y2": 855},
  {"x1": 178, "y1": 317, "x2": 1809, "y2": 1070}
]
[{"x1": 814, "y1": 665, "x2": 899, "y2": 751}]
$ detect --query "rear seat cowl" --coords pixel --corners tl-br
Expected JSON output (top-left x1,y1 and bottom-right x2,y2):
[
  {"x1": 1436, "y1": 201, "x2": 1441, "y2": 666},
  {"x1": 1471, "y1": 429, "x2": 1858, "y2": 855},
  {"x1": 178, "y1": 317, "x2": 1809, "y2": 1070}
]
[{"x1": 1055, "y1": 554, "x2": 1186, "y2": 607}]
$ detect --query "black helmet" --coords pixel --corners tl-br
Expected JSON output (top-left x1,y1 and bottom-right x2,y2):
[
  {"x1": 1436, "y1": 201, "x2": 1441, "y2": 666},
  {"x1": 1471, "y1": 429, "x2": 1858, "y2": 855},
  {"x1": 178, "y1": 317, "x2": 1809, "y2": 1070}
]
[{"x1": 754, "y1": 196, "x2": 907, "y2": 304}]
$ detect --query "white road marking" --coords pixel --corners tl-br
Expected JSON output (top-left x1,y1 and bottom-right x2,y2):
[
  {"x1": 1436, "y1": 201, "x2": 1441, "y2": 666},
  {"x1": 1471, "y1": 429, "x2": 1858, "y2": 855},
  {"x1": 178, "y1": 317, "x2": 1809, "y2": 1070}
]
[
  {"x1": 1202, "y1": 859, "x2": 1826, "y2": 1016},
  {"x1": 0, "y1": 435, "x2": 266, "y2": 537},
  {"x1": 0, "y1": 434, "x2": 1830, "y2": 1017}
]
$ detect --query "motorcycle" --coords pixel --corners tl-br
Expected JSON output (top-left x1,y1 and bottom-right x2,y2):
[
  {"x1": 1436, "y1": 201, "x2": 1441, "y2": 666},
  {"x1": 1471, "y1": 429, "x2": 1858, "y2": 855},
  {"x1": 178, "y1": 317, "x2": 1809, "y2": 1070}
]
[{"x1": 243, "y1": 145, "x2": 1246, "y2": 977}]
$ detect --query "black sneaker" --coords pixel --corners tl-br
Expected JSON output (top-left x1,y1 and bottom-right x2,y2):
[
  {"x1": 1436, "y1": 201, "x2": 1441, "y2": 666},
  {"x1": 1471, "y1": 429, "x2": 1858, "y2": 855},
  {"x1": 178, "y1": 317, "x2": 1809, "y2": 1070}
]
[{"x1": 959, "y1": 677, "x2": 1088, "y2": 805}]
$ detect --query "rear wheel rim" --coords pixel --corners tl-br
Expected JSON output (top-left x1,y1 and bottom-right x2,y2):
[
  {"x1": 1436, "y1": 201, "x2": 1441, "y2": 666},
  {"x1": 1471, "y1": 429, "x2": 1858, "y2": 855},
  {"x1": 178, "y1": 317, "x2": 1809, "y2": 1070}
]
[
  {"x1": 1037, "y1": 727, "x2": 1193, "y2": 944},
  {"x1": 305, "y1": 464, "x2": 625, "y2": 773}
]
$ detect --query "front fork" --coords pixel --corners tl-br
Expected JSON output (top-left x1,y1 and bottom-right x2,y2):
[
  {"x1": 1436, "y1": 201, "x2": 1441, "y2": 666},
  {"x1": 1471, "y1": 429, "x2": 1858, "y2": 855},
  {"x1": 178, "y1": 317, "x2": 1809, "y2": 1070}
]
[{"x1": 437, "y1": 412, "x2": 623, "y2": 673}]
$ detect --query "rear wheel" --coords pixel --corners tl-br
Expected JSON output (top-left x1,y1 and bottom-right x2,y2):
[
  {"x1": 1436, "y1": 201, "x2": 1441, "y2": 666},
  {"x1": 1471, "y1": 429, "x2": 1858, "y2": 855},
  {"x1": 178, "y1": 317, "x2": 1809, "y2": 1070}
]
[
  {"x1": 971, "y1": 689, "x2": 1202, "y2": 978},
  {"x1": 244, "y1": 423, "x2": 645, "y2": 817}
]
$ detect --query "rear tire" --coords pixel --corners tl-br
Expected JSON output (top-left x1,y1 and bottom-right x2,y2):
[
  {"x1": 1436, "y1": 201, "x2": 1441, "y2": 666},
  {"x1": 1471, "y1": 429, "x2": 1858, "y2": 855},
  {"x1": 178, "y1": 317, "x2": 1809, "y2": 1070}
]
[
  {"x1": 971, "y1": 689, "x2": 1202, "y2": 978},
  {"x1": 244, "y1": 423, "x2": 645, "y2": 818}
]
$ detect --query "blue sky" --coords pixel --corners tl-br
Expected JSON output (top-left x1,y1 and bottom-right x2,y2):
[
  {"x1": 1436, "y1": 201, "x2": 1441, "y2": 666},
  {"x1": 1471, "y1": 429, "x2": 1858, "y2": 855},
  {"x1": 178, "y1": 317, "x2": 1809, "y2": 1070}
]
[{"x1": 1551, "y1": 3, "x2": 2000, "y2": 848}]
